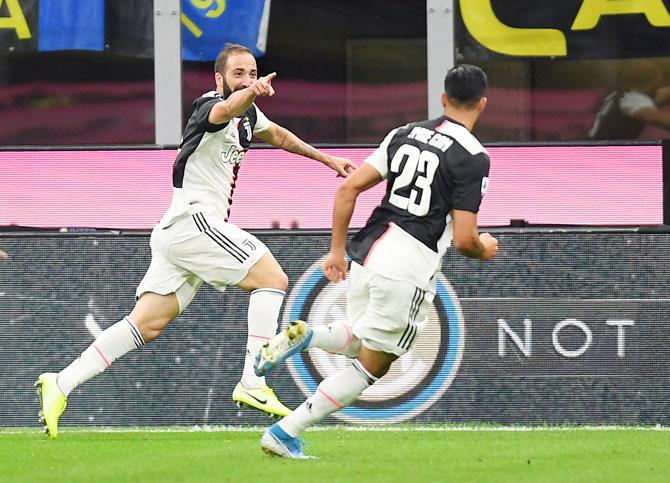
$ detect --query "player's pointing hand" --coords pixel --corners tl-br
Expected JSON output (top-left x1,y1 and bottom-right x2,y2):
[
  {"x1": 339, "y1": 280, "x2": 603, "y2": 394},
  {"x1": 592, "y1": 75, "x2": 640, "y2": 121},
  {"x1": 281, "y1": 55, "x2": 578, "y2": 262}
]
[{"x1": 250, "y1": 72, "x2": 277, "y2": 97}]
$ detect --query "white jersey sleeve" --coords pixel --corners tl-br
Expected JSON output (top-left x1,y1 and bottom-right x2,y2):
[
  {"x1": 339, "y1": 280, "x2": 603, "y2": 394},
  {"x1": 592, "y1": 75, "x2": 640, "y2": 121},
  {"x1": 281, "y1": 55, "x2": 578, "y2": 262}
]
[
  {"x1": 253, "y1": 104, "x2": 271, "y2": 133},
  {"x1": 619, "y1": 91, "x2": 655, "y2": 116},
  {"x1": 364, "y1": 128, "x2": 400, "y2": 178}
]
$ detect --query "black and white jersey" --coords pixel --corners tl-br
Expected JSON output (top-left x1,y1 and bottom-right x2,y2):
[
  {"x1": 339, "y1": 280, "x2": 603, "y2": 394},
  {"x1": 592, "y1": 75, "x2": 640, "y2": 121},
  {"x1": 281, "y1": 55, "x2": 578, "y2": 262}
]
[
  {"x1": 588, "y1": 90, "x2": 655, "y2": 140},
  {"x1": 159, "y1": 91, "x2": 271, "y2": 227},
  {"x1": 349, "y1": 116, "x2": 490, "y2": 289}
]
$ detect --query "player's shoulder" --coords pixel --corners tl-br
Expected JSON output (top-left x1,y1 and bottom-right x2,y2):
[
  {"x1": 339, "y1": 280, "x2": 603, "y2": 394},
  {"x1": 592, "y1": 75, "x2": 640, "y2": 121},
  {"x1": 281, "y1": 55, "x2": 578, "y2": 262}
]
[
  {"x1": 434, "y1": 118, "x2": 488, "y2": 156},
  {"x1": 248, "y1": 102, "x2": 261, "y2": 119},
  {"x1": 193, "y1": 91, "x2": 223, "y2": 107},
  {"x1": 392, "y1": 117, "x2": 487, "y2": 156}
]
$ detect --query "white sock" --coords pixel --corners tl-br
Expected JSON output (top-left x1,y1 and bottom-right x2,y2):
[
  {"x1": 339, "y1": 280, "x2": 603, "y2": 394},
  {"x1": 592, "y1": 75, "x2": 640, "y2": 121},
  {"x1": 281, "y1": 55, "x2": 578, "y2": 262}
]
[
  {"x1": 308, "y1": 321, "x2": 361, "y2": 358},
  {"x1": 57, "y1": 316, "x2": 145, "y2": 396},
  {"x1": 278, "y1": 360, "x2": 377, "y2": 437},
  {"x1": 241, "y1": 288, "x2": 285, "y2": 388}
]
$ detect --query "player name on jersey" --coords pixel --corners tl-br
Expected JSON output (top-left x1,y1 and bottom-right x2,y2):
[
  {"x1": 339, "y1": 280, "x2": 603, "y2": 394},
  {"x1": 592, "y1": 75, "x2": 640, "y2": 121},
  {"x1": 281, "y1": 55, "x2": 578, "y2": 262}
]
[{"x1": 407, "y1": 127, "x2": 454, "y2": 152}]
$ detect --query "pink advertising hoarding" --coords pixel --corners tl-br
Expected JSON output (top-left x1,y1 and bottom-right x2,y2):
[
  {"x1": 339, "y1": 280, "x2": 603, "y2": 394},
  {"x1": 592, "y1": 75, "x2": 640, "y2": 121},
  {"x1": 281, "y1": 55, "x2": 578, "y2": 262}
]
[{"x1": 0, "y1": 145, "x2": 663, "y2": 229}]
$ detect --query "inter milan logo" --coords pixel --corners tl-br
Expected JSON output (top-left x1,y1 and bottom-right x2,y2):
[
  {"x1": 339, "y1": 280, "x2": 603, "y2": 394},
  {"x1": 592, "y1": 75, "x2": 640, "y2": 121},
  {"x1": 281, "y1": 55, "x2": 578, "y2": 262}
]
[{"x1": 283, "y1": 256, "x2": 465, "y2": 423}]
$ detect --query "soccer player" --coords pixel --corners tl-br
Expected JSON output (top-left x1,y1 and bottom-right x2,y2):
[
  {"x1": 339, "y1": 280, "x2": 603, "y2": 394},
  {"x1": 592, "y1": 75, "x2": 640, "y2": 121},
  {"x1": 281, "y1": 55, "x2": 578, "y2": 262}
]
[
  {"x1": 35, "y1": 43, "x2": 355, "y2": 438},
  {"x1": 255, "y1": 64, "x2": 498, "y2": 458},
  {"x1": 589, "y1": 59, "x2": 670, "y2": 139}
]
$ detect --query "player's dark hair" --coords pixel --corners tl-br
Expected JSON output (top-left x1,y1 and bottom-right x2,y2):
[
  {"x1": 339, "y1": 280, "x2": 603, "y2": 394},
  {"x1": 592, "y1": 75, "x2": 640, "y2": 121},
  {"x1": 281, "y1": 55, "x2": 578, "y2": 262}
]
[
  {"x1": 215, "y1": 43, "x2": 254, "y2": 75},
  {"x1": 444, "y1": 64, "x2": 488, "y2": 106}
]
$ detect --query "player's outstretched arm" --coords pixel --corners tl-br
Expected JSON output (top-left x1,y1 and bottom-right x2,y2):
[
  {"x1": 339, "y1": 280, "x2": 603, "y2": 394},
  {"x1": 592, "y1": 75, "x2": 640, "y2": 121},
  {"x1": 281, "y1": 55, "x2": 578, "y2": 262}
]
[
  {"x1": 451, "y1": 209, "x2": 498, "y2": 260},
  {"x1": 323, "y1": 164, "x2": 383, "y2": 282},
  {"x1": 255, "y1": 123, "x2": 356, "y2": 177},
  {"x1": 209, "y1": 72, "x2": 277, "y2": 125}
]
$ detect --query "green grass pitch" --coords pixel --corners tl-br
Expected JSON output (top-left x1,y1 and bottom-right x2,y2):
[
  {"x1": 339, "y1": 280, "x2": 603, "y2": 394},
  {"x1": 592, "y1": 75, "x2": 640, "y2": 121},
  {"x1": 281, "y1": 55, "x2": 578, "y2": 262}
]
[{"x1": 1, "y1": 426, "x2": 668, "y2": 482}]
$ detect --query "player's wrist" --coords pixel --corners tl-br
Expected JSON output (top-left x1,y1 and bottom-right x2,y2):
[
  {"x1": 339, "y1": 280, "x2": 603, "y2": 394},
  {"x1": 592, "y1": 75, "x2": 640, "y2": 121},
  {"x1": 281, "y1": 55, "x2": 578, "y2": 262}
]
[{"x1": 329, "y1": 247, "x2": 346, "y2": 258}]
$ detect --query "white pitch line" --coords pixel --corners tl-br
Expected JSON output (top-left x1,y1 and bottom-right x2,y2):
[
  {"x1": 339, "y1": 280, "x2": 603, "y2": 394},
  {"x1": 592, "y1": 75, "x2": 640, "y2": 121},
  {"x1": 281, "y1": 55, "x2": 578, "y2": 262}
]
[{"x1": 1, "y1": 424, "x2": 668, "y2": 435}]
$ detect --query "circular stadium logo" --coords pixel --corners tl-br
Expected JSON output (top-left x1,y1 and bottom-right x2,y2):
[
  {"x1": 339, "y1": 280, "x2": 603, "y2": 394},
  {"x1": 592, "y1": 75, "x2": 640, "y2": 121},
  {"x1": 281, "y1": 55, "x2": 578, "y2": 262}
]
[{"x1": 283, "y1": 257, "x2": 465, "y2": 423}]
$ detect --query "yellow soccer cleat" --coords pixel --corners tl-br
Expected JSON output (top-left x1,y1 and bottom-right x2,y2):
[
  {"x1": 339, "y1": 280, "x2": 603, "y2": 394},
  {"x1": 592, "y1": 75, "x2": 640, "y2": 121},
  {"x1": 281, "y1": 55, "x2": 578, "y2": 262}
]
[
  {"x1": 232, "y1": 382, "x2": 291, "y2": 418},
  {"x1": 35, "y1": 373, "x2": 67, "y2": 439}
]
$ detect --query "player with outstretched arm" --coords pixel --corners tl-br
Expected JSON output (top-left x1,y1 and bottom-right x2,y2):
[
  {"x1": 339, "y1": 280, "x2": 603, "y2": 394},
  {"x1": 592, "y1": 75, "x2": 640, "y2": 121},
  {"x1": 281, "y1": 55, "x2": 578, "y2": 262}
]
[{"x1": 35, "y1": 43, "x2": 355, "y2": 438}]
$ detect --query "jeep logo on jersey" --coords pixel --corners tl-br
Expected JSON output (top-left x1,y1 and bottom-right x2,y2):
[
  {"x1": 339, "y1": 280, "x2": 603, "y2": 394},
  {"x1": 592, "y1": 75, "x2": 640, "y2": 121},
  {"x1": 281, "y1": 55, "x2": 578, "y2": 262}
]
[
  {"x1": 283, "y1": 257, "x2": 465, "y2": 423},
  {"x1": 219, "y1": 145, "x2": 246, "y2": 165}
]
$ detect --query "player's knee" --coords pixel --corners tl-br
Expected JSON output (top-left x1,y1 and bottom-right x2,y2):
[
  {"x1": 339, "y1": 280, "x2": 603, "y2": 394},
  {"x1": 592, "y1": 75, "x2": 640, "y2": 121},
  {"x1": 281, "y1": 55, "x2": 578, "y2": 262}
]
[
  {"x1": 135, "y1": 316, "x2": 170, "y2": 343},
  {"x1": 264, "y1": 268, "x2": 288, "y2": 291},
  {"x1": 357, "y1": 350, "x2": 396, "y2": 379},
  {"x1": 342, "y1": 337, "x2": 362, "y2": 358},
  {"x1": 275, "y1": 270, "x2": 289, "y2": 291},
  {"x1": 139, "y1": 326, "x2": 161, "y2": 343}
]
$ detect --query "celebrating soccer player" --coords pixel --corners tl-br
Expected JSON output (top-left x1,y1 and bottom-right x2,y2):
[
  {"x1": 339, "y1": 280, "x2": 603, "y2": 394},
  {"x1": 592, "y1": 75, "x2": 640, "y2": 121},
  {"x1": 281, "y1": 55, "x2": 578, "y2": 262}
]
[
  {"x1": 35, "y1": 43, "x2": 355, "y2": 439},
  {"x1": 256, "y1": 64, "x2": 498, "y2": 458}
]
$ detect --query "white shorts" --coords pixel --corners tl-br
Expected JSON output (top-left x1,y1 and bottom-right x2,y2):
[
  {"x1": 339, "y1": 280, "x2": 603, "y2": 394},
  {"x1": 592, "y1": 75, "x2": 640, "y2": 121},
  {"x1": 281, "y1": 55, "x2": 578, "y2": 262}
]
[
  {"x1": 136, "y1": 212, "x2": 269, "y2": 312},
  {"x1": 347, "y1": 261, "x2": 435, "y2": 356}
]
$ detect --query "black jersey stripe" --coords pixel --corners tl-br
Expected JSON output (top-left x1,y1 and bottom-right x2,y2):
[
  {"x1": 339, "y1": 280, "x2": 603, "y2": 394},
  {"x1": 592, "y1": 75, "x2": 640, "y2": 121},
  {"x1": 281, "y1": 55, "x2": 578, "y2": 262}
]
[
  {"x1": 195, "y1": 212, "x2": 212, "y2": 231},
  {"x1": 194, "y1": 212, "x2": 209, "y2": 230},
  {"x1": 398, "y1": 321, "x2": 413, "y2": 349},
  {"x1": 408, "y1": 288, "x2": 422, "y2": 323},
  {"x1": 197, "y1": 215, "x2": 247, "y2": 261},
  {"x1": 399, "y1": 322, "x2": 416, "y2": 350},
  {"x1": 210, "y1": 226, "x2": 249, "y2": 259},
  {"x1": 206, "y1": 231, "x2": 247, "y2": 262},
  {"x1": 124, "y1": 317, "x2": 145, "y2": 348},
  {"x1": 405, "y1": 324, "x2": 419, "y2": 349},
  {"x1": 208, "y1": 227, "x2": 248, "y2": 260},
  {"x1": 398, "y1": 321, "x2": 416, "y2": 350},
  {"x1": 352, "y1": 360, "x2": 377, "y2": 385},
  {"x1": 410, "y1": 289, "x2": 425, "y2": 321},
  {"x1": 398, "y1": 288, "x2": 423, "y2": 350},
  {"x1": 203, "y1": 231, "x2": 245, "y2": 263},
  {"x1": 201, "y1": 216, "x2": 249, "y2": 261},
  {"x1": 192, "y1": 213, "x2": 206, "y2": 232},
  {"x1": 405, "y1": 289, "x2": 426, "y2": 349},
  {"x1": 193, "y1": 214, "x2": 247, "y2": 263}
]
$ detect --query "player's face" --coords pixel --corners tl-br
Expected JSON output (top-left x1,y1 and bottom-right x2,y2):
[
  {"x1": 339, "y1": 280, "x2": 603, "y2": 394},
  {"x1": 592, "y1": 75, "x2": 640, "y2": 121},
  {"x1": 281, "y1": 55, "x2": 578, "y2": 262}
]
[{"x1": 222, "y1": 52, "x2": 258, "y2": 97}]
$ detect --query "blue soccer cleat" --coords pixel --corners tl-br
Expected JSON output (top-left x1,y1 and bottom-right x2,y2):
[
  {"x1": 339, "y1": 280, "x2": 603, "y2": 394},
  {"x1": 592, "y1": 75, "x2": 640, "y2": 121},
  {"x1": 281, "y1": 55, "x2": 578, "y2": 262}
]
[
  {"x1": 260, "y1": 423, "x2": 316, "y2": 459},
  {"x1": 254, "y1": 320, "x2": 313, "y2": 377}
]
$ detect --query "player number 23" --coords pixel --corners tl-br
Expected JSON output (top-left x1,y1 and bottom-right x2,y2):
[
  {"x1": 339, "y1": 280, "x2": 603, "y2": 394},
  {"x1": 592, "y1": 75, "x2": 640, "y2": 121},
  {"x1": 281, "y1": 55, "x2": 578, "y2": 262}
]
[{"x1": 389, "y1": 145, "x2": 439, "y2": 216}]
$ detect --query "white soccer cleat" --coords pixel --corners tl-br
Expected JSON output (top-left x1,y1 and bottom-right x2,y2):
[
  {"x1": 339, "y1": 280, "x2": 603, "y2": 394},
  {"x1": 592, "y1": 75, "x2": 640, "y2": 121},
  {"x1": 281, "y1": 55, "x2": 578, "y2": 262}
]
[
  {"x1": 254, "y1": 320, "x2": 313, "y2": 377},
  {"x1": 261, "y1": 423, "x2": 316, "y2": 459}
]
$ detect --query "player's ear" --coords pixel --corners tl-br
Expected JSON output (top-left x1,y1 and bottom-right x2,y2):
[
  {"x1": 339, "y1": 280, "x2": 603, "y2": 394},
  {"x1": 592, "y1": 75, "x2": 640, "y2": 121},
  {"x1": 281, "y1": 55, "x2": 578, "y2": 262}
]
[
  {"x1": 441, "y1": 92, "x2": 447, "y2": 108},
  {"x1": 215, "y1": 72, "x2": 224, "y2": 89},
  {"x1": 478, "y1": 96, "x2": 487, "y2": 113}
]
